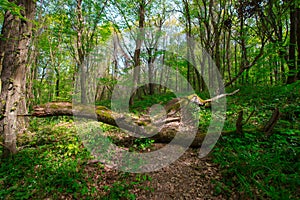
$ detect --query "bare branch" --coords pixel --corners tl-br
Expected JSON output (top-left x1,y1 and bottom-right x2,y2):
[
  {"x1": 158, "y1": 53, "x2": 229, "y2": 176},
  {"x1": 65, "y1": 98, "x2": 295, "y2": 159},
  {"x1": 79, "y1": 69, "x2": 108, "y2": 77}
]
[{"x1": 204, "y1": 89, "x2": 240, "y2": 103}]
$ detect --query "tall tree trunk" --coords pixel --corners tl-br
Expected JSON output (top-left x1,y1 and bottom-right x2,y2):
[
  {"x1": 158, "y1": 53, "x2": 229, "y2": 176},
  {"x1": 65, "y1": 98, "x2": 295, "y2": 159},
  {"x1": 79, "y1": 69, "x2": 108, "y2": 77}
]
[
  {"x1": 75, "y1": 0, "x2": 87, "y2": 104},
  {"x1": 296, "y1": 7, "x2": 300, "y2": 80},
  {"x1": 183, "y1": 0, "x2": 192, "y2": 91},
  {"x1": 129, "y1": 1, "x2": 145, "y2": 106},
  {"x1": 158, "y1": 51, "x2": 165, "y2": 93},
  {"x1": 147, "y1": 50, "x2": 155, "y2": 95},
  {"x1": 287, "y1": 2, "x2": 297, "y2": 84},
  {"x1": 146, "y1": 22, "x2": 163, "y2": 95},
  {"x1": 277, "y1": 23, "x2": 287, "y2": 83},
  {"x1": 0, "y1": 0, "x2": 36, "y2": 157},
  {"x1": 240, "y1": 13, "x2": 247, "y2": 85},
  {"x1": 226, "y1": 29, "x2": 232, "y2": 83},
  {"x1": 55, "y1": 67, "x2": 60, "y2": 98}
]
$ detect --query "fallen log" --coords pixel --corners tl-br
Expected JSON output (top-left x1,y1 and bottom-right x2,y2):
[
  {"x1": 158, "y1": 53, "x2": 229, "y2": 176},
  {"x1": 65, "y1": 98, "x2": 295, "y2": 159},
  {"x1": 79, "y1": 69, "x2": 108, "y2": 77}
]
[
  {"x1": 31, "y1": 91, "x2": 240, "y2": 147},
  {"x1": 164, "y1": 89, "x2": 239, "y2": 112},
  {"x1": 32, "y1": 102, "x2": 74, "y2": 117}
]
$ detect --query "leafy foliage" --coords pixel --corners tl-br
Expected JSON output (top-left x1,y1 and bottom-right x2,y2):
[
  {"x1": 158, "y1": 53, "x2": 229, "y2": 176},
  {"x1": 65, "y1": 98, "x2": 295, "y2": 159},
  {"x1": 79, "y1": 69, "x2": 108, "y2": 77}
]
[
  {"x1": 0, "y1": 117, "x2": 150, "y2": 199},
  {"x1": 213, "y1": 131, "x2": 299, "y2": 199},
  {"x1": 212, "y1": 82, "x2": 300, "y2": 199}
]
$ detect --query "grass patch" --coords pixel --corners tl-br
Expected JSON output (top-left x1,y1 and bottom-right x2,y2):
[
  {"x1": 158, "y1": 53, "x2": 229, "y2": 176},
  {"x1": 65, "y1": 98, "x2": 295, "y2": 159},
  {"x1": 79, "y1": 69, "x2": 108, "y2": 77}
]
[{"x1": 0, "y1": 117, "x2": 150, "y2": 199}]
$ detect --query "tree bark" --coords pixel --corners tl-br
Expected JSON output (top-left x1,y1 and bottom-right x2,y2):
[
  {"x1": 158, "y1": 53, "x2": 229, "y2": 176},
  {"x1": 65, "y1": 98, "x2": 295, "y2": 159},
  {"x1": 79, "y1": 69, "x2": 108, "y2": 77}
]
[
  {"x1": 296, "y1": 7, "x2": 300, "y2": 80},
  {"x1": 226, "y1": 28, "x2": 232, "y2": 83},
  {"x1": 31, "y1": 91, "x2": 240, "y2": 147},
  {"x1": 0, "y1": 0, "x2": 36, "y2": 156},
  {"x1": 129, "y1": 1, "x2": 146, "y2": 106},
  {"x1": 287, "y1": 2, "x2": 297, "y2": 84},
  {"x1": 182, "y1": 0, "x2": 192, "y2": 91},
  {"x1": 263, "y1": 108, "x2": 280, "y2": 136},
  {"x1": 31, "y1": 102, "x2": 214, "y2": 147},
  {"x1": 236, "y1": 110, "x2": 243, "y2": 134},
  {"x1": 75, "y1": 0, "x2": 87, "y2": 104}
]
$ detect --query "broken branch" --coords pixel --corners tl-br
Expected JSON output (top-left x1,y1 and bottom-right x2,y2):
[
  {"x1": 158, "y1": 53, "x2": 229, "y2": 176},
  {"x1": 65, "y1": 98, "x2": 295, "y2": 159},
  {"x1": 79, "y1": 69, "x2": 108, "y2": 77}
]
[{"x1": 204, "y1": 89, "x2": 240, "y2": 103}]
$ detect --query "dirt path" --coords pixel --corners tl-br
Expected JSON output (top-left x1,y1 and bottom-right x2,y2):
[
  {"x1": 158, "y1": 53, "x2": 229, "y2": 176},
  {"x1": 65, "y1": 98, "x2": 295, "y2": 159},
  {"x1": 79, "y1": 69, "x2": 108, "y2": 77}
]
[
  {"x1": 134, "y1": 146, "x2": 224, "y2": 199},
  {"x1": 84, "y1": 143, "x2": 225, "y2": 199}
]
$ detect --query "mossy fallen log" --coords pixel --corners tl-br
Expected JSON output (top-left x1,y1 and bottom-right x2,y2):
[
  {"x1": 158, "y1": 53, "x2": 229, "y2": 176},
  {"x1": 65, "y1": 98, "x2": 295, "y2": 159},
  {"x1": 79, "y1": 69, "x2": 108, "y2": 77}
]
[
  {"x1": 32, "y1": 103, "x2": 225, "y2": 147},
  {"x1": 33, "y1": 102, "x2": 73, "y2": 117},
  {"x1": 32, "y1": 90, "x2": 240, "y2": 147}
]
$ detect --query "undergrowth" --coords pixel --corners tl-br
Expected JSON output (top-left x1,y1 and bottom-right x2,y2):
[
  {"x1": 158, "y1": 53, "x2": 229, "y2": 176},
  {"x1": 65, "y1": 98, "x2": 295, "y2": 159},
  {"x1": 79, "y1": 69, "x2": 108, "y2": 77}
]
[
  {"x1": 0, "y1": 117, "x2": 150, "y2": 199},
  {"x1": 0, "y1": 82, "x2": 299, "y2": 199},
  {"x1": 213, "y1": 131, "x2": 299, "y2": 199},
  {"x1": 212, "y1": 82, "x2": 300, "y2": 199}
]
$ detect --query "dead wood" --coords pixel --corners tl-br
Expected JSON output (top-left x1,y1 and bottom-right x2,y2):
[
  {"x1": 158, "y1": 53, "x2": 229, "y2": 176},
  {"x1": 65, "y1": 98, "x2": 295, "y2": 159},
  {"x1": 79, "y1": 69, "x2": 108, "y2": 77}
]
[
  {"x1": 32, "y1": 102, "x2": 73, "y2": 117},
  {"x1": 263, "y1": 108, "x2": 280, "y2": 136},
  {"x1": 31, "y1": 102, "x2": 226, "y2": 147},
  {"x1": 30, "y1": 90, "x2": 240, "y2": 147},
  {"x1": 203, "y1": 89, "x2": 240, "y2": 103},
  {"x1": 236, "y1": 110, "x2": 244, "y2": 134},
  {"x1": 235, "y1": 109, "x2": 255, "y2": 135}
]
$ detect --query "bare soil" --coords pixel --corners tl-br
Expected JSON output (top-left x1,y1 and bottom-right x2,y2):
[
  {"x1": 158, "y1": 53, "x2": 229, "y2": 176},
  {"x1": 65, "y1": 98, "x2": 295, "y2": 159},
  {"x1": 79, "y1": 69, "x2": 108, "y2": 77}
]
[
  {"x1": 85, "y1": 143, "x2": 225, "y2": 199},
  {"x1": 134, "y1": 144, "x2": 224, "y2": 200}
]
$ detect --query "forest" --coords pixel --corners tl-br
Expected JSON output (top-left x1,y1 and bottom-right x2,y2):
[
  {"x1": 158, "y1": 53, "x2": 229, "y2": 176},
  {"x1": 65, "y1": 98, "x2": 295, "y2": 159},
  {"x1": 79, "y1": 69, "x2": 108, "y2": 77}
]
[{"x1": 0, "y1": 0, "x2": 299, "y2": 199}]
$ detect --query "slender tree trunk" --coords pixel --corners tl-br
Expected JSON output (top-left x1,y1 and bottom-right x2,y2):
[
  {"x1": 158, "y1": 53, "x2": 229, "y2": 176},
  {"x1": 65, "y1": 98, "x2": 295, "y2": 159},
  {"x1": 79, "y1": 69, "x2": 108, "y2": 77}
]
[
  {"x1": 296, "y1": 7, "x2": 300, "y2": 80},
  {"x1": 287, "y1": 2, "x2": 297, "y2": 84},
  {"x1": 158, "y1": 51, "x2": 165, "y2": 93},
  {"x1": 0, "y1": 0, "x2": 36, "y2": 157},
  {"x1": 240, "y1": 14, "x2": 246, "y2": 85},
  {"x1": 55, "y1": 68, "x2": 60, "y2": 98},
  {"x1": 129, "y1": 1, "x2": 145, "y2": 105},
  {"x1": 226, "y1": 30, "x2": 232, "y2": 83},
  {"x1": 148, "y1": 51, "x2": 155, "y2": 95},
  {"x1": 234, "y1": 43, "x2": 238, "y2": 84},
  {"x1": 183, "y1": 0, "x2": 192, "y2": 91},
  {"x1": 176, "y1": 66, "x2": 179, "y2": 92}
]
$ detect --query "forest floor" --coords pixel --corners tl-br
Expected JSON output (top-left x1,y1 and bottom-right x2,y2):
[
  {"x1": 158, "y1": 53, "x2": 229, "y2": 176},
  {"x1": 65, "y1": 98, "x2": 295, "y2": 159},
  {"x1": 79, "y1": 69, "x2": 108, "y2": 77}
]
[
  {"x1": 133, "y1": 145, "x2": 223, "y2": 199},
  {"x1": 0, "y1": 83, "x2": 299, "y2": 199},
  {"x1": 84, "y1": 143, "x2": 224, "y2": 200}
]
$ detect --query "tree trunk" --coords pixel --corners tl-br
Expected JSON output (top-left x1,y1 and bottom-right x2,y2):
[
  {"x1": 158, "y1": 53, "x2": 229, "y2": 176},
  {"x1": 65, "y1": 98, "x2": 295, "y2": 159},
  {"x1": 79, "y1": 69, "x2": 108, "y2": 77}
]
[
  {"x1": 182, "y1": 0, "x2": 192, "y2": 91},
  {"x1": 0, "y1": 0, "x2": 36, "y2": 157},
  {"x1": 75, "y1": 0, "x2": 88, "y2": 104},
  {"x1": 287, "y1": 2, "x2": 297, "y2": 84},
  {"x1": 129, "y1": 1, "x2": 145, "y2": 106},
  {"x1": 296, "y1": 7, "x2": 300, "y2": 80},
  {"x1": 32, "y1": 90, "x2": 239, "y2": 147},
  {"x1": 226, "y1": 29, "x2": 232, "y2": 84}
]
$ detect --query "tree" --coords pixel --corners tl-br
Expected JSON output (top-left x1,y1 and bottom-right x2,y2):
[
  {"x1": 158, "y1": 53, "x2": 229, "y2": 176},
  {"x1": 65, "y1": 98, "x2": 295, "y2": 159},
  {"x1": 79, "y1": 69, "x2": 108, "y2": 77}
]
[
  {"x1": 110, "y1": 0, "x2": 161, "y2": 104},
  {"x1": 129, "y1": 0, "x2": 147, "y2": 105},
  {"x1": 224, "y1": 0, "x2": 266, "y2": 86},
  {"x1": 287, "y1": 0, "x2": 298, "y2": 84},
  {"x1": 297, "y1": 6, "x2": 300, "y2": 80},
  {"x1": 0, "y1": 0, "x2": 36, "y2": 156},
  {"x1": 66, "y1": 0, "x2": 109, "y2": 104},
  {"x1": 257, "y1": 0, "x2": 290, "y2": 84}
]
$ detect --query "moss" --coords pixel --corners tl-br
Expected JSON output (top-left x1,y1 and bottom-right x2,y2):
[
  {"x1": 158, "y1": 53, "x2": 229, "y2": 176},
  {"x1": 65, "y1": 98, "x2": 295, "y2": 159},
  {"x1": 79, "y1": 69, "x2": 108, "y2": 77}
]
[
  {"x1": 96, "y1": 106, "x2": 109, "y2": 111},
  {"x1": 187, "y1": 94, "x2": 206, "y2": 105},
  {"x1": 137, "y1": 121, "x2": 147, "y2": 126},
  {"x1": 96, "y1": 109, "x2": 114, "y2": 120},
  {"x1": 10, "y1": 106, "x2": 17, "y2": 111},
  {"x1": 49, "y1": 104, "x2": 59, "y2": 109}
]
